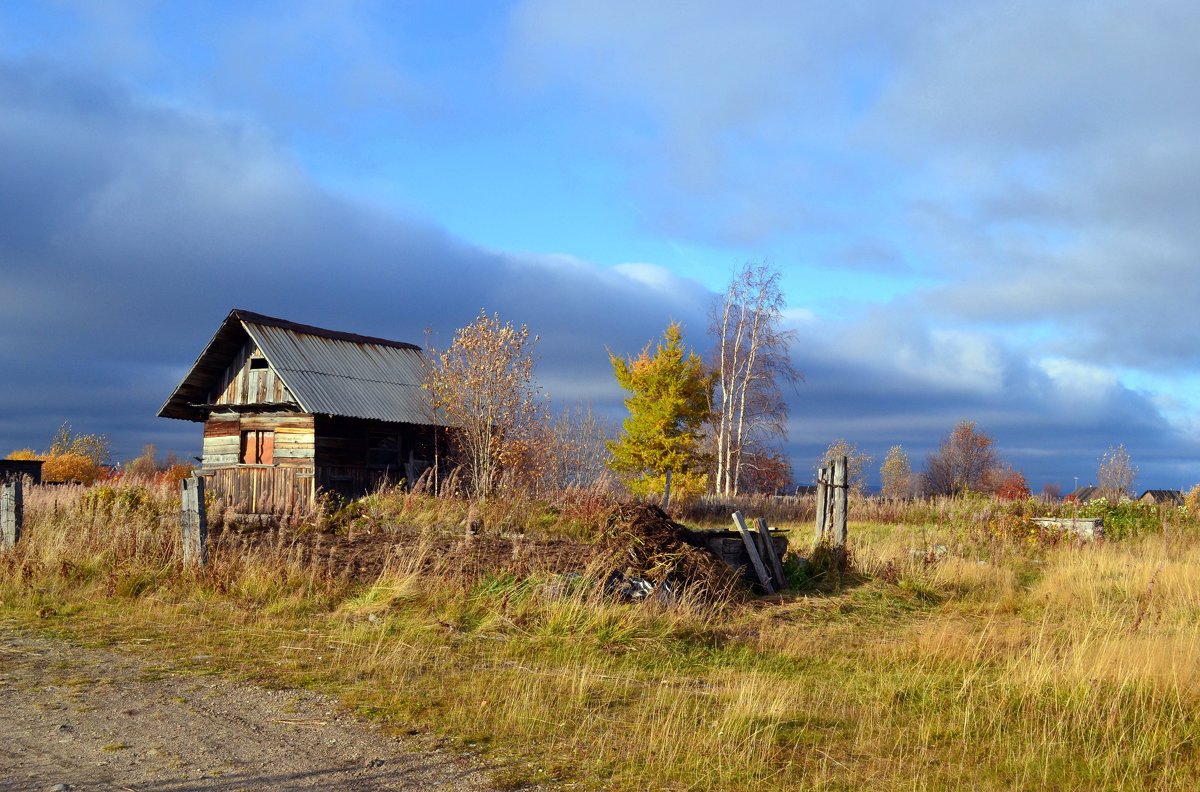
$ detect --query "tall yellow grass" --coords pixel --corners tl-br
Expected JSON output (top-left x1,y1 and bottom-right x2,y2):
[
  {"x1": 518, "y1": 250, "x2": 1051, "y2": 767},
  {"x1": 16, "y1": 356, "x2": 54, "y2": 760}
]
[{"x1": 3, "y1": 480, "x2": 1200, "y2": 789}]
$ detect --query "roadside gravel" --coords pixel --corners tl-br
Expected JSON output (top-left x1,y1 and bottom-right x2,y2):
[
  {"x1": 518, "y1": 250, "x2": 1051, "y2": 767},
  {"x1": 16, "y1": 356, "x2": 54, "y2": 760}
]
[{"x1": 0, "y1": 628, "x2": 505, "y2": 791}]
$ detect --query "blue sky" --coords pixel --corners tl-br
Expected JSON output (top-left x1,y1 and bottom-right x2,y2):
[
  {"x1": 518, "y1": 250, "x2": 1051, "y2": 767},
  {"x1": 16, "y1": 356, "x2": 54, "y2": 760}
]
[{"x1": 1, "y1": 1, "x2": 1198, "y2": 492}]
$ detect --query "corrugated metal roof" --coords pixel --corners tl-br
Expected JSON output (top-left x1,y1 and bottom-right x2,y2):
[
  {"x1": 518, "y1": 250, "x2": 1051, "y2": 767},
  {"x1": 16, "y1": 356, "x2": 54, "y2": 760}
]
[
  {"x1": 159, "y1": 309, "x2": 439, "y2": 425},
  {"x1": 245, "y1": 320, "x2": 435, "y2": 424}
]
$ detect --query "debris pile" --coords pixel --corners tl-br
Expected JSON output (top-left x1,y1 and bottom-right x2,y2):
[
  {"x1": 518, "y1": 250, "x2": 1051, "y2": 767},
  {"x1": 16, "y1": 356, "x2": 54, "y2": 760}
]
[{"x1": 592, "y1": 504, "x2": 744, "y2": 602}]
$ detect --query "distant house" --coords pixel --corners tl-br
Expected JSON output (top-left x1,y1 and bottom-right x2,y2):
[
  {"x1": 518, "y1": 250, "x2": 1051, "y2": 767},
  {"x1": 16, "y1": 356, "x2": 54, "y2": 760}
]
[
  {"x1": 159, "y1": 309, "x2": 441, "y2": 514},
  {"x1": 1139, "y1": 489, "x2": 1184, "y2": 506},
  {"x1": 1066, "y1": 485, "x2": 1101, "y2": 502}
]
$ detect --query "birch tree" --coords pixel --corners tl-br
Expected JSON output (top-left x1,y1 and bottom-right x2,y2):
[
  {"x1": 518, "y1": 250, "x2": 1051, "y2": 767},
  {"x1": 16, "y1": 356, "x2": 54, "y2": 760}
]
[
  {"x1": 710, "y1": 262, "x2": 800, "y2": 496},
  {"x1": 1097, "y1": 444, "x2": 1137, "y2": 501},
  {"x1": 880, "y1": 445, "x2": 915, "y2": 499}
]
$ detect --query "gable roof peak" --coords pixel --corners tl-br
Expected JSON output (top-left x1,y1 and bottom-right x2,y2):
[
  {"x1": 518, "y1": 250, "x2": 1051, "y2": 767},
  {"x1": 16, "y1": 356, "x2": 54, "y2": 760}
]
[
  {"x1": 229, "y1": 309, "x2": 421, "y2": 351},
  {"x1": 158, "y1": 308, "x2": 433, "y2": 425}
]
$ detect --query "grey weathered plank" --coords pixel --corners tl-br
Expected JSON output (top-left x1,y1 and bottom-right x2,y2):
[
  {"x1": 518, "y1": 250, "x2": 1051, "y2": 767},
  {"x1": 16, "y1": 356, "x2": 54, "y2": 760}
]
[
  {"x1": 181, "y1": 476, "x2": 208, "y2": 567},
  {"x1": 832, "y1": 455, "x2": 848, "y2": 548},
  {"x1": 814, "y1": 466, "x2": 828, "y2": 543},
  {"x1": 756, "y1": 517, "x2": 787, "y2": 591},
  {"x1": 1, "y1": 480, "x2": 21, "y2": 549},
  {"x1": 272, "y1": 448, "x2": 315, "y2": 459},
  {"x1": 732, "y1": 511, "x2": 775, "y2": 594}
]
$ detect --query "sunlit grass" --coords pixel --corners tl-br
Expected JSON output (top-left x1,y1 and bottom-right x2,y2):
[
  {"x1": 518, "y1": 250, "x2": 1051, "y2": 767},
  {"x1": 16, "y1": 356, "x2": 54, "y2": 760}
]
[{"x1": 3, "y1": 481, "x2": 1200, "y2": 789}]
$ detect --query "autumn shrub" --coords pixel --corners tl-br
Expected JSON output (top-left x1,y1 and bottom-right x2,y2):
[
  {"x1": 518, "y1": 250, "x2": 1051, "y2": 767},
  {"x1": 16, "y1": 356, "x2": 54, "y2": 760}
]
[
  {"x1": 7, "y1": 422, "x2": 111, "y2": 485},
  {"x1": 1185, "y1": 484, "x2": 1200, "y2": 514},
  {"x1": 7, "y1": 449, "x2": 101, "y2": 485},
  {"x1": 984, "y1": 512, "x2": 1061, "y2": 548},
  {"x1": 81, "y1": 483, "x2": 164, "y2": 519},
  {"x1": 162, "y1": 463, "x2": 195, "y2": 486},
  {"x1": 40, "y1": 451, "x2": 101, "y2": 485},
  {"x1": 994, "y1": 470, "x2": 1031, "y2": 500}
]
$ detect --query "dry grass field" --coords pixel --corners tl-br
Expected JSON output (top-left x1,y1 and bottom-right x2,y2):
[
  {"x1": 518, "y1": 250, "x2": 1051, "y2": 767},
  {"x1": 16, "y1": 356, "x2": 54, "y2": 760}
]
[{"x1": 3, "y1": 480, "x2": 1199, "y2": 790}]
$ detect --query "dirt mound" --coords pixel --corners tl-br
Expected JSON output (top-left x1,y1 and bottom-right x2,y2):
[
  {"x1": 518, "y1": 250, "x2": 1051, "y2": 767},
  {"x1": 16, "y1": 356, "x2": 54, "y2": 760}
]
[{"x1": 593, "y1": 504, "x2": 744, "y2": 601}]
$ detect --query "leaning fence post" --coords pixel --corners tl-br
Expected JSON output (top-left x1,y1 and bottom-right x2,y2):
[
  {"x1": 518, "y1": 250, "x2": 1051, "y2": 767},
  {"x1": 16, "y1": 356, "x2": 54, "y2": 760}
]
[
  {"x1": 181, "y1": 476, "x2": 208, "y2": 567},
  {"x1": 832, "y1": 455, "x2": 848, "y2": 549},
  {"x1": 755, "y1": 517, "x2": 787, "y2": 591},
  {"x1": 1, "y1": 479, "x2": 22, "y2": 549}
]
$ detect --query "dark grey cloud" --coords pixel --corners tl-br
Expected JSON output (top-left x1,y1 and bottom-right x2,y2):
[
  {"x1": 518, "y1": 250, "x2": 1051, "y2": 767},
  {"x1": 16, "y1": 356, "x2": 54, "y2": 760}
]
[
  {"x1": 0, "y1": 55, "x2": 1194, "y2": 491},
  {"x1": 0, "y1": 59, "x2": 703, "y2": 460},
  {"x1": 793, "y1": 311, "x2": 1200, "y2": 490}
]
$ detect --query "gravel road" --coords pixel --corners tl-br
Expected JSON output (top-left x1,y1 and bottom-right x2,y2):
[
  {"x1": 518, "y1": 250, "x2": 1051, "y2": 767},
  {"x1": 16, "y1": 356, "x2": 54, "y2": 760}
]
[{"x1": 0, "y1": 628, "x2": 503, "y2": 791}]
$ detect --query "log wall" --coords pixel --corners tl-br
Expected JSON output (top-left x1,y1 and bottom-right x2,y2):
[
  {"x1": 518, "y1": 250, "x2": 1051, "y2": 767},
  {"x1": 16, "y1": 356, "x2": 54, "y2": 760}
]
[{"x1": 202, "y1": 413, "x2": 316, "y2": 513}]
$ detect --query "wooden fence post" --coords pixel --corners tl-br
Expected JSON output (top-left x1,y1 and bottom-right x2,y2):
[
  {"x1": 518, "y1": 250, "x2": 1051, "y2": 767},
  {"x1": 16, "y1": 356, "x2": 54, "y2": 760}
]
[
  {"x1": 732, "y1": 511, "x2": 776, "y2": 594},
  {"x1": 832, "y1": 455, "x2": 848, "y2": 548},
  {"x1": 1, "y1": 480, "x2": 22, "y2": 549},
  {"x1": 814, "y1": 466, "x2": 828, "y2": 543},
  {"x1": 181, "y1": 476, "x2": 208, "y2": 567},
  {"x1": 661, "y1": 469, "x2": 672, "y2": 512}
]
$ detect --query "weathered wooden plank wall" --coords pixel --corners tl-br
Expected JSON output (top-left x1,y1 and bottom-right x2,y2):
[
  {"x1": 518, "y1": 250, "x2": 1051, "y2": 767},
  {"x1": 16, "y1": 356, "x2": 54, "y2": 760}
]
[
  {"x1": 205, "y1": 466, "x2": 315, "y2": 515},
  {"x1": 211, "y1": 342, "x2": 296, "y2": 407}
]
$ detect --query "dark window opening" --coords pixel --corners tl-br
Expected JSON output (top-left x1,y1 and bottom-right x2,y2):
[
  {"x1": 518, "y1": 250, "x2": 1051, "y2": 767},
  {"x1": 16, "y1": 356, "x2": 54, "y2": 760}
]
[
  {"x1": 249, "y1": 357, "x2": 269, "y2": 370},
  {"x1": 240, "y1": 430, "x2": 274, "y2": 464},
  {"x1": 368, "y1": 433, "x2": 401, "y2": 469}
]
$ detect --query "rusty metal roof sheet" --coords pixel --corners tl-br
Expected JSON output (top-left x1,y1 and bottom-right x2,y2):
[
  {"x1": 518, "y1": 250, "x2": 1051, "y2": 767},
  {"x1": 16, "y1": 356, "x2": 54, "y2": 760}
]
[{"x1": 159, "y1": 309, "x2": 438, "y2": 425}]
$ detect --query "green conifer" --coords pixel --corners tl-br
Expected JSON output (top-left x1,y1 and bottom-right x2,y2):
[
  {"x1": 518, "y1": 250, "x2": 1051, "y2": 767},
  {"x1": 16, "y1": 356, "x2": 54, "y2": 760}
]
[{"x1": 607, "y1": 322, "x2": 713, "y2": 499}]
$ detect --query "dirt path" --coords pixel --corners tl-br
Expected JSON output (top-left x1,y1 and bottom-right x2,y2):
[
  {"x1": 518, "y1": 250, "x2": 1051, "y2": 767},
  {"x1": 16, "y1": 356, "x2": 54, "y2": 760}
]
[{"x1": 0, "y1": 628, "x2": 505, "y2": 791}]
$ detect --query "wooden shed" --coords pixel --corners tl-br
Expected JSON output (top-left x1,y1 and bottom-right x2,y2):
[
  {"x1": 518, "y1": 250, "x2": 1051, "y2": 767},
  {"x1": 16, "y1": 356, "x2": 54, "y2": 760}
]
[
  {"x1": 159, "y1": 309, "x2": 440, "y2": 514},
  {"x1": 0, "y1": 459, "x2": 43, "y2": 485}
]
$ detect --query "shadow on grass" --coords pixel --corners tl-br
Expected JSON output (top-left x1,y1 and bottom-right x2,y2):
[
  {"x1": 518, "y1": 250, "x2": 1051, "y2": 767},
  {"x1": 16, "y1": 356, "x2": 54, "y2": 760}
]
[{"x1": 785, "y1": 542, "x2": 867, "y2": 595}]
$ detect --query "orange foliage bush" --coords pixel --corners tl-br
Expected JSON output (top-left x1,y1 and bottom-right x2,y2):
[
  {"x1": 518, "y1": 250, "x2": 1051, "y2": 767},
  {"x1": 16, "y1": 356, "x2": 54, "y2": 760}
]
[
  {"x1": 162, "y1": 463, "x2": 195, "y2": 486},
  {"x1": 995, "y1": 470, "x2": 1031, "y2": 501},
  {"x1": 40, "y1": 452, "x2": 101, "y2": 485}
]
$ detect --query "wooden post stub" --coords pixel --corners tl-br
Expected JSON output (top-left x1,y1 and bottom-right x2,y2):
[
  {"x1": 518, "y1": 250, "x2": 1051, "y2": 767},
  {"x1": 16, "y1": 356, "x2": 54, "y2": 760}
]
[
  {"x1": 756, "y1": 517, "x2": 787, "y2": 591},
  {"x1": 1, "y1": 480, "x2": 22, "y2": 549},
  {"x1": 661, "y1": 469, "x2": 673, "y2": 512},
  {"x1": 181, "y1": 476, "x2": 208, "y2": 567},
  {"x1": 732, "y1": 511, "x2": 775, "y2": 594},
  {"x1": 832, "y1": 455, "x2": 848, "y2": 548},
  {"x1": 814, "y1": 466, "x2": 828, "y2": 544}
]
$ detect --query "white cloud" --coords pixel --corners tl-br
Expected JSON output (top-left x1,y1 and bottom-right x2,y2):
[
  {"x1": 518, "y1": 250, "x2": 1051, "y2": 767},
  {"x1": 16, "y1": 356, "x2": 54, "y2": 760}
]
[{"x1": 1038, "y1": 357, "x2": 1119, "y2": 410}]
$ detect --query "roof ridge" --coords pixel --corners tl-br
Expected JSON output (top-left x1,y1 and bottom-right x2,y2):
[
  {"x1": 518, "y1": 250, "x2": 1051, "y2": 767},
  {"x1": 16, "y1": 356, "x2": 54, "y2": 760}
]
[{"x1": 231, "y1": 309, "x2": 421, "y2": 351}]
